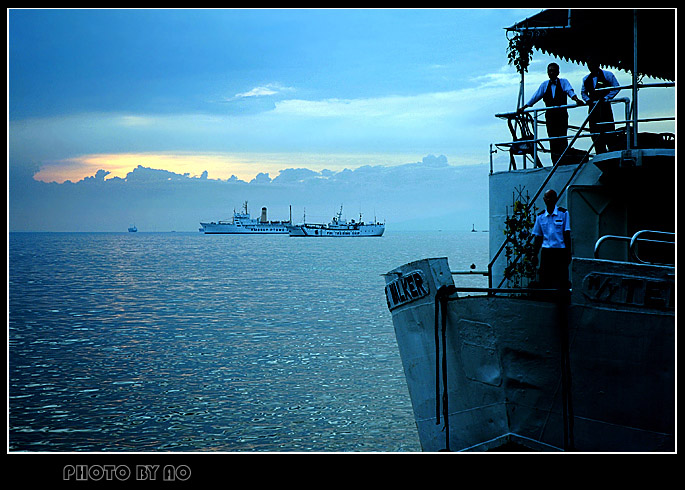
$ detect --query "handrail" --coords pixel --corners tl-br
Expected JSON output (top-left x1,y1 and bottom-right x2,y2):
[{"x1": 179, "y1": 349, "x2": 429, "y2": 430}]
[
  {"x1": 593, "y1": 235, "x2": 630, "y2": 259},
  {"x1": 486, "y1": 81, "x2": 675, "y2": 289},
  {"x1": 630, "y1": 230, "x2": 675, "y2": 265},
  {"x1": 492, "y1": 81, "x2": 675, "y2": 172},
  {"x1": 448, "y1": 286, "x2": 568, "y2": 296},
  {"x1": 594, "y1": 82, "x2": 675, "y2": 92},
  {"x1": 451, "y1": 270, "x2": 489, "y2": 276},
  {"x1": 495, "y1": 98, "x2": 630, "y2": 169},
  {"x1": 488, "y1": 102, "x2": 599, "y2": 289},
  {"x1": 495, "y1": 102, "x2": 581, "y2": 118},
  {"x1": 593, "y1": 231, "x2": 675, "y2": 265}
]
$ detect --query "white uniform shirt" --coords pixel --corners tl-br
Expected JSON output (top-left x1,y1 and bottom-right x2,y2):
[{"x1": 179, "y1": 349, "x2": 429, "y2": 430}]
[
  {"x1": 532, "y1": 206, "x2": 570, "y2": 249},
  {"x1": 581, "y1": 69, "x2": 620, "y2": 102}
]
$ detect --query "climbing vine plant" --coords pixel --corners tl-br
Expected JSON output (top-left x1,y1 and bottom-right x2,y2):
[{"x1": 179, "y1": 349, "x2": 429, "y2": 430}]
[
  {"x1": 503, "y1": 186, "x2": 538, "y2": 288},
  {"x1": 506, "y1": 31, "x2": 534, "y2": 75}
]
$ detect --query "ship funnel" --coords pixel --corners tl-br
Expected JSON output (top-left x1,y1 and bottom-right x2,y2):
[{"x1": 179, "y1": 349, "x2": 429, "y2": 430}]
[{"x1": 261, "y1": 207, "x2": 268, "y2": 223}]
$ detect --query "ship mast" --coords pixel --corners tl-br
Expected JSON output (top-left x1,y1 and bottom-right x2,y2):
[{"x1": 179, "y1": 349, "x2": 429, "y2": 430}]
[{"x1": 631, "y1": 9, "x2": 638, "y2": 149}]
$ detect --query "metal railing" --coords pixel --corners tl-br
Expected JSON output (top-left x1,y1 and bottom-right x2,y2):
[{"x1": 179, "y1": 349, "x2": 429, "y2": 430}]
[
  {"x1": 490, "y1": 82, "x2": 675, "y2": 174},
  {"x1": 485, "y1": 82, "x2": 675, "y2": 290},
  {"x1": 486, "y1": 103, "x2": 598, "y2": 289},
  {"x1": 594, "y1": 230, "x2": 675, "y2": 265},
  {"x1": 492, "y1": 98, "x2": 628, "y2": 172}
]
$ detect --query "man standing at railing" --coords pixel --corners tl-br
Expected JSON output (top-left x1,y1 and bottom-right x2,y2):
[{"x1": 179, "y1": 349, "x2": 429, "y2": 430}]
[
  {"x1": 518, "y1": 62, "x2": 584, "y2": 166},
  {"x1": 531, "y1": 189, "x2": 572, "y2": 290},
  {"x1": 582, "y1": 57, "x2": 620, "y2": 153}
]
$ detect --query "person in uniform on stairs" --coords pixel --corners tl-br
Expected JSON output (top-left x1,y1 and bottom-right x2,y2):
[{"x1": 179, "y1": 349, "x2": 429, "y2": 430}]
[
  {"x1": 518, "y1": 63, "x2": 585, "y2": 165},
  {"x1": 532, "y1": 189, "x2": 572, "y2": 289}
]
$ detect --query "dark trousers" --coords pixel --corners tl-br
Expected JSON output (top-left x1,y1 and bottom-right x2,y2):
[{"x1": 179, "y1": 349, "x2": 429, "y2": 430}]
[
  {"x1": 589, "y1": 101, "x2": 615, "y2": 153},
  {"x1": 539, "y1": 248, "x2": 570, "y2": 289},
  {"x1": 545, "y1": 109, "x2": 569, "y2": 165}
]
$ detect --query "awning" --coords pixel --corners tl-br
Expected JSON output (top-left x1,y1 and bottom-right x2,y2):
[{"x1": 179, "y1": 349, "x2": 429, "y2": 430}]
[{"x1": 507, "y1": 9, "x2": 675, "y2": 81}]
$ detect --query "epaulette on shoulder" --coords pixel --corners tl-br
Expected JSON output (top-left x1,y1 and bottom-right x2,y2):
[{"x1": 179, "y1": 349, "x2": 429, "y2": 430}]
[{"x1": 557, "y1": 207, "x2": 567, "y2": 212}]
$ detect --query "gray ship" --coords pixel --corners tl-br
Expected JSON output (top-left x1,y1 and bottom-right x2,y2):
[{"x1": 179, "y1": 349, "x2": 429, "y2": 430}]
[{"x1": 384, "y1": 9, "x2": 674, "y2": 452}]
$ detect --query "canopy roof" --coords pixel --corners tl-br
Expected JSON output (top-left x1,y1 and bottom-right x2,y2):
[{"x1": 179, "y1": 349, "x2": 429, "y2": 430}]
[{"x1": 507, "y1": 9, "x2": 675, "y2": 81}]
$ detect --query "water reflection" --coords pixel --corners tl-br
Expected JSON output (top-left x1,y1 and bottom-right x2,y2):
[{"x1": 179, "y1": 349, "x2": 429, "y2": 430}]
[{"x1": 10, "y1": 231, "x2": 488, "y2": 451}]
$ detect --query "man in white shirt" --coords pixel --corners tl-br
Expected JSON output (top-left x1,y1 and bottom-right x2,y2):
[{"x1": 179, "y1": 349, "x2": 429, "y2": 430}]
[
  {"x1": 519, "y1": 63, "x2": 584, "y2": 165},
  {"x1": 582, "y1": 56, "x2": 621, "y2": 153},
  {"x1": 532, "y1": 189, "x2": 572, "y2": 289}
]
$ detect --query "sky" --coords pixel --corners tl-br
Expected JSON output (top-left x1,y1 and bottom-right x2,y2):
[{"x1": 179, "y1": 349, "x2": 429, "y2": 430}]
[{"x1": 8, "y1": 8, "x2": 675, "y2": 232}]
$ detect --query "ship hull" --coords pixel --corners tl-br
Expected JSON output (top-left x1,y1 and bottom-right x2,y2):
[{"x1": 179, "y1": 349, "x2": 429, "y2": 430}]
[
  {"x1": 200, "y1": 203, "x2": 290, "y2": 234},
  {"x1": 200, "y1": 223, "x2": 289, "y2": 234},
  {"x1": 287, "y1": 224, "x2": 385, "y2": 237},
  {"x1": 385, "y1": 257, "x2": 674, "y2": 452}
]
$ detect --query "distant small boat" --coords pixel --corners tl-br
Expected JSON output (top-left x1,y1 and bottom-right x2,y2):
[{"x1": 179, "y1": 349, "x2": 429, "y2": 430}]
[
  {"x1": 128, "y1": 225, "x2": 137, "y2": 232},
  {"x1": 471, "y1": 224, "x2": 477, "y2": 232}
]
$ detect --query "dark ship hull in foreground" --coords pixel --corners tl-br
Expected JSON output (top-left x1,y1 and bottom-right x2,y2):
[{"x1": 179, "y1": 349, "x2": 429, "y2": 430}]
[
  {"x1": 384, "y1": 9, "x2": 675, "y2": 452},
  {"x1": 386, "y1": 253, "x2": 673, "y2": 451}
]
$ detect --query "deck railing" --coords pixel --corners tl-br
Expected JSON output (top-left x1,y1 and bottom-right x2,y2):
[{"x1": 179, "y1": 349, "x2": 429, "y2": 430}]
[
  {"x1": 485, "y1": 82, "x2": 675, "y2": 290},
  {"x1": 594, "y1": 230, "x2": 675, "y2": 266},
  {"x1": 489, "y1": 82, "x2": 674, "y2": 174}
]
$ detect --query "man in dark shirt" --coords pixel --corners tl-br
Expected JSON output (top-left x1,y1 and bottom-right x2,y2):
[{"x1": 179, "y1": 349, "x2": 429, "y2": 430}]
[
  {"x1": 519, "y1": 63, "x2": 584, "y2": 165},
  {"x1": 582, "y1": 56, "x2": 621, "y2": 153}
]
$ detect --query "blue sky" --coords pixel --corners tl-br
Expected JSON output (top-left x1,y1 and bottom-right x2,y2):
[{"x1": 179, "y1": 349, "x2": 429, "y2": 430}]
[
  {"x1": 8, "y1": 8, "x2": 675, "y2": 232},
  {"x1": 10, "y1": 8, "x2": 551, "y2": 183}
]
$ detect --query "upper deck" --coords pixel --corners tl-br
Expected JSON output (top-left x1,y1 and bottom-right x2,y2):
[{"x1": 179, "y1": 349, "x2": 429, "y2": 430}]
[{"x1": 483, "y1": 9, "x2": 675, "y2": 290}]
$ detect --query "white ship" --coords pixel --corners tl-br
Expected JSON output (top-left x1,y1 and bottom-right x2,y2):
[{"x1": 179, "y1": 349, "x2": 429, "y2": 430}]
[
  {"x1": 384, "y1": 9, "x2": 674, "y2": 452},
  {"x1": 287, "y1": 206, "x2": 385, "y2": 237},
  {"x1": 200, "y1": 202, "x2": 290, "y2": 234}
]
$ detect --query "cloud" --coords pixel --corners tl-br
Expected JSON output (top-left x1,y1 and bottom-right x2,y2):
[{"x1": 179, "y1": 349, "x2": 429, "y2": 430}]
[
  {"x1": 18, "y1": 64, "x2": 663, "y2": 187},
  {"x1": 32, "y1": 153, "x2": 229, "y2": 183},
  {"x1": 470, "y1": 65, "x2": 523, "y2": 90},
  {"x1": 249, "y1": 172, "x2": 272, "y2": 184},
  {"x1": 273, "y1": 90, "x2": 480, "y2": 120},
  {"x1": 9, "y1": 155, "x2": 490, "y2": 232},
  {"x1": 227, "y1": 83, "x2": 294, "y2": 101},
  {"x1": 22, "y1": 146, "x2": 434, "y2": 185},
  {"x1": 9, "y1": 66, "x2": 528, "y2": 182},
  {"x1": 235, "y1": 86, "x2": 278, "y2": 98},
  {"x1": 271, "y1": 167, "x2": 322, "y2": 184}
]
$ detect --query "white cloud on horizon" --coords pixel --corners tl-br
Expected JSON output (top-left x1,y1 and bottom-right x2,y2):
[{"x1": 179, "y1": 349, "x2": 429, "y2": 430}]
[
  {"x1": 227, "y1": 82, "x2": 295, "y2": 101},
  {"x1": 9, "y1": 153, "x2": 492, "y2": 232},
  {"x1": 10, "y1": 70, "x2": 521, "y2": 184},
  {"x1": 14, "y1": 62, "x2": 672, "y2": 186},
  {"x1": 28, "y1": 150, "x2": 468, "y2": 185}
]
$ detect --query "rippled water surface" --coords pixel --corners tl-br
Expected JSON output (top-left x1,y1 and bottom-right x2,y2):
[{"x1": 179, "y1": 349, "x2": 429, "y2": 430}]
[{"x1": 9, "y1": 231, "x2": 488, "y2": 452}]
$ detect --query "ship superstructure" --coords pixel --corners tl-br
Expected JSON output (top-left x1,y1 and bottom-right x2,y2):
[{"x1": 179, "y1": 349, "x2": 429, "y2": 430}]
[
  {"x1": 384, "y1": 9, "x2": 674, "y2": 452},
  {"x1": 287, "y1": 206, "x2": 385, "y2": 237},
  {"x1": 200, "y1": 202, "x2": 290, "y2": 234}
]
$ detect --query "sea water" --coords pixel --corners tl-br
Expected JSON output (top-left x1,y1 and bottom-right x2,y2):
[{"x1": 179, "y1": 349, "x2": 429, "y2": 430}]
[{"x1": 9, "y1": 230, "x2": 489, "y2": 452}]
